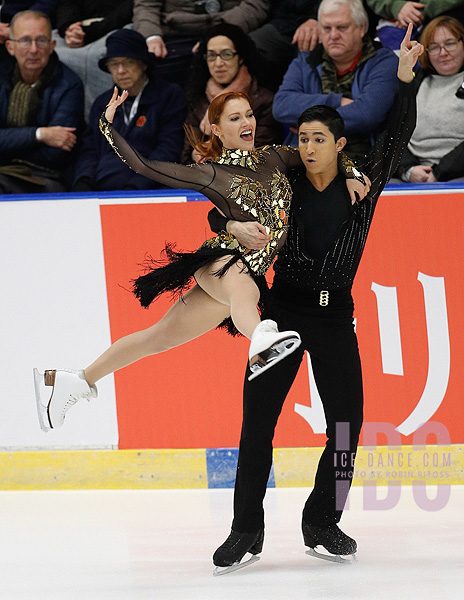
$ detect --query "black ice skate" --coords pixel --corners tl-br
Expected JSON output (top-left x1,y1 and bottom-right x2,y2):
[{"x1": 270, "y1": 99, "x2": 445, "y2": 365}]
[
  {"x1": 302, "y1": 521, "x2": 357, "y2": 564},
  {"x1": 212, "y1": 529, "x2": 264, "y2": 576}
]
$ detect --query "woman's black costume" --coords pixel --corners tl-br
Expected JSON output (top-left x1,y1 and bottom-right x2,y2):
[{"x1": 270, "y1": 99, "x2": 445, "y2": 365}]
[{"x1": 100, "y1": 115, "x2": 302, "y2": 312}]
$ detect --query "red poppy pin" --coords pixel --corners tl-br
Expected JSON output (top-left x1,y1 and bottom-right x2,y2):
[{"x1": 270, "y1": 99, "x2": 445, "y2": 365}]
[{"x1": 136, "y1": 116, "x2": 147, "y2": 127}]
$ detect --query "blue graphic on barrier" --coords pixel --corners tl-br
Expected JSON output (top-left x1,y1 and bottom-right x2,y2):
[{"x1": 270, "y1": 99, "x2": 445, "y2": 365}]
[{"x1": 206, "y1": 448, "x2": 275, "y2": 489}]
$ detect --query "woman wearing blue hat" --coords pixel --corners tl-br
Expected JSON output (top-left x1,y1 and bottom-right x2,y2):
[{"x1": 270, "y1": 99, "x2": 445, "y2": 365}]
[{"x1": 73, "y1": 28, "x2": 186, "y2": 192}]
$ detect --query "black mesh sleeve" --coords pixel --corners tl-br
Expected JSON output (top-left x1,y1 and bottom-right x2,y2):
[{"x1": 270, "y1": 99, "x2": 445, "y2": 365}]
[
  {"x1": 361, "y1": 81, "x2": 417, "y2": 204},
  {"x1": 99, "y1": 115, "x2": 215, "y2": 192}
]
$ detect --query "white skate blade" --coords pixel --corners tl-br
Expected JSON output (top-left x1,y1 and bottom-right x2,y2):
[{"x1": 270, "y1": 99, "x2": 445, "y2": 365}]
[
  {"x1": 33, "y1": 368, "x2": 51, "y2": 433},
  {"x1": 248, "y1": 336, "x2": 301, "y2": 381},
  {"x1": 213, "y1": 555, "x2": 260, "y2": 576},
  {"x1": 305, "y1": 547, "x2": 357, "y2": 564}
]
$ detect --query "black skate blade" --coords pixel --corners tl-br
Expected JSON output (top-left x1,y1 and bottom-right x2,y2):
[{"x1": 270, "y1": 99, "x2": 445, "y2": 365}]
[
  {"x1": 213, "y1": 554, "x2": 260, "y2": 576},
  {"x1": 305, "y1": 547, "x2": 357, "y2": 564}
]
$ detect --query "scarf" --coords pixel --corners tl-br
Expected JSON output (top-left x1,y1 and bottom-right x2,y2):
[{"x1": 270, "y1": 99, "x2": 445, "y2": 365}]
[
  {"x1": 320, "y1": 36, "x2": 377, "y2": 160},
  {"x1": 7, "y1": 52, "x2": 58, "y2": 128},
  {"x1": 199, "y1": 64, "x2": 253, "y2": 135},
  {"x1": 321, "y1": 36, "x2": 376, "y2": 97}
]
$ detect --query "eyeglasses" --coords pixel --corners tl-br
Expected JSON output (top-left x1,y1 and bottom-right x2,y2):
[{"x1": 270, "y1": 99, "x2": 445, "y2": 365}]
[
  {"x1": 106, "y1": 58, "x2": 139, "y2": 70},
  {"x1": 426, "y1": 38, "x2": 462, "y2": 56},
  {"x1": 204, "y1": 50, "x2": 238, "y2": 62},
  {"x1": 9, "y1": 36, "x2": 51, "y2": 49}
]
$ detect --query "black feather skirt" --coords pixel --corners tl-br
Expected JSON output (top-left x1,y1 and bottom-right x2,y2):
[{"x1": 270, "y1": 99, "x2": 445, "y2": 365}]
[{"x1": 131, "y1": 243, "x2": 270, "y2": 337}]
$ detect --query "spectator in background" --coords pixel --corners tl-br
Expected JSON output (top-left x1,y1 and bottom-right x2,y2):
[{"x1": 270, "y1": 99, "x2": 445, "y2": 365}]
[
  {"x1": 53, "y1": 0, "x2": 133, "y2": 117},
  {"x1": 394, "y1": 16, "x2": 464, "y2": 182},
  {"x1": 366, "y1": 0, "x2": 464, "y2": 51},
  {"x1": 0, "y1": 1, "x2": 57, "y2": 42},
  {"x1": 249, "y1": 1, "x2": 323, "y2": 89},
  {"x1": 181, "y1": 23, "x2": 280, "y2": 164},
  {"x1": 72, "y1": 28, "x2": 186, "y2": 192},
  {"x1": 132, "y1": 0, "x2": 271, "y2": 86},
  {"x1": 0, "y1": 1, "x2": 57, "y2": 65},
  {"x1": 0, "y1": 10, "x2": 83, "y2": 193},
  {"x1": 273, "y1": 0, "x2": 398, "y2": 160}
]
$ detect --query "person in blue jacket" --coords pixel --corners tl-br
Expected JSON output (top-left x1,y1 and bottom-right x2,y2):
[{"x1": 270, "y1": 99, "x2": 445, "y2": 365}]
[
  {"x1": 273, "y1": 0, "x2": 399, "y2": 160},
  {"x1": 0, "y1": 9, "x2": 83, "y2": 193},
  {"x1": 72, "y1": 28, "x2": 186, "y2": 192}
]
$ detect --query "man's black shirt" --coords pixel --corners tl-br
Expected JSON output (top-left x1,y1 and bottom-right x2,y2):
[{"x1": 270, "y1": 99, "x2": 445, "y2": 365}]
[{"x1": 291, "y1": 171, "x2": 352, "y2": 260}]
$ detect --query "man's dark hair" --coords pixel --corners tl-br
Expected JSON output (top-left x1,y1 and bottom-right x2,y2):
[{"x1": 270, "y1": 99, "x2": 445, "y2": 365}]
[{"x1": 297, "y1": 105, "x2": 345, "y2": 141}]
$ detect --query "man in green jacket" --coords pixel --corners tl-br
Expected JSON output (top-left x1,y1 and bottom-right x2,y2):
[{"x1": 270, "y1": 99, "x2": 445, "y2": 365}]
[{"x1": 367, "y1": 0, "x2": 463, "y2": 27}]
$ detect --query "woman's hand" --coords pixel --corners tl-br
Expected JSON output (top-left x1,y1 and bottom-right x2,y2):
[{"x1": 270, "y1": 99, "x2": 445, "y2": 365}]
[
  {"x1": 398, "y1": 22, "x2": 424, "y2": 82},
  {"x1": 105, "y1": 86, "x2": 129, "y2": 123},
  {"x1": 410, "y1": 165, "x2": 433, "y2": 182},
  {"x1": 347, "y1": 176, "x2": 371, "y2": 205}
]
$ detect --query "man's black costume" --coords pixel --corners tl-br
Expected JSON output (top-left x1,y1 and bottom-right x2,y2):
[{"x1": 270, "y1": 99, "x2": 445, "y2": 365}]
[{"x1": 209, "y1": 81, "x2": 416, "y2": 556}]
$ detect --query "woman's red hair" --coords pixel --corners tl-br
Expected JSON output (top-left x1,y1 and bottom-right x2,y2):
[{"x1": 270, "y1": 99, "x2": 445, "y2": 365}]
[{"x1": 185, "y1": 91, "x2": 252, "y2": 162}]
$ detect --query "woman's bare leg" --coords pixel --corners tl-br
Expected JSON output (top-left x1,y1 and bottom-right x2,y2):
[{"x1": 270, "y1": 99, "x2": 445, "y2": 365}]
[
  {"x1": 84, "y1": 285, "x2": 230, "y2": 386},
  {"x1": 194, "y1": 259, "x2": 261, "y2": 340},
  {"x1": 194, "y1": 258, "x2": 301, "y2": 378}
]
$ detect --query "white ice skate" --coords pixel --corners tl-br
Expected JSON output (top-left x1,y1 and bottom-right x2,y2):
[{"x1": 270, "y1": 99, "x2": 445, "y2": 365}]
[
  {"x1": 34, "y1": 369, "x2": 97, "y2": 432},
  {"x1": 248, "y1": 319, "x2": 301, "y2": 381}
]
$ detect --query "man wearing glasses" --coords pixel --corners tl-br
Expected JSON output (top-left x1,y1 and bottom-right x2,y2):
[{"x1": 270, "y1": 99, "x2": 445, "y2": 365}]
[{"x1": 0, "y1": 10, "x2": 83, "y2": 193}]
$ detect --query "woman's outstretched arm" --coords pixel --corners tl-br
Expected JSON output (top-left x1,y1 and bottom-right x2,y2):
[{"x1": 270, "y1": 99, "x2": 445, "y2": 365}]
[{"x1": 100, "y1": 87, "x2": 215, "y2": 192}]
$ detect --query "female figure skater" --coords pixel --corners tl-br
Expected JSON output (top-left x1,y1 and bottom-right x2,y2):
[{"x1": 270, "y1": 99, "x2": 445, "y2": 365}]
[{"x1": 35, "y1": 90, "x2": 367, "y2": 431}]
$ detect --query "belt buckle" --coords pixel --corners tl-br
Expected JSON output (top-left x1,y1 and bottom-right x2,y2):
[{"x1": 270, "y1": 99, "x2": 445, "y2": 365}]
[{"x1": 319, "y1": 290, "x2": 329, "y2": 306}]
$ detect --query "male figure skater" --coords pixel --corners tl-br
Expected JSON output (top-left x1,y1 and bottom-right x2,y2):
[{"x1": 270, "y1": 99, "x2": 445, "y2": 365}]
[{"x1": 209, "y1": 24, "x2": 423, "y2": 573}]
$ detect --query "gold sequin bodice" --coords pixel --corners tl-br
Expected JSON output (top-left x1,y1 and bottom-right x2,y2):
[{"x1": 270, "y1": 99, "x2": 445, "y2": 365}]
[
  {"x1": 99, "y1": 116, "x2": 297, "y2": 276},
  {"x1": 203, "y1": 147, "x2": 293, "y2": 276}
]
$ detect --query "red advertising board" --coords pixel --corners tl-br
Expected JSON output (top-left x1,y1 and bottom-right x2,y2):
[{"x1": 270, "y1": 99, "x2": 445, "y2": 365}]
[{"x1": 100, "y1": 191, "x2": 464, "y2": 449}]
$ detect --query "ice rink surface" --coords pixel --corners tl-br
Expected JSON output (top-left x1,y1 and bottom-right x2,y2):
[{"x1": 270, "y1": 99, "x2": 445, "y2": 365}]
[{"x1": 1, "y1": 485, "x2": 463, "y2": 600}]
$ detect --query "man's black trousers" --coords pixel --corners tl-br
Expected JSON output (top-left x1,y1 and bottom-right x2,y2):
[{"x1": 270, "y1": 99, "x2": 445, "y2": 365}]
[{"x1": 232, "y1": 287, "x2": 364, "y2": 533}]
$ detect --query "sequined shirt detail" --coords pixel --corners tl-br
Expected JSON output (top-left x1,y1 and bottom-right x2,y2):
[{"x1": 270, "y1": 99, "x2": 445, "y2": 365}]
[{"x1": 274, "y1": 82, "x2": 417, "y2": 291}]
